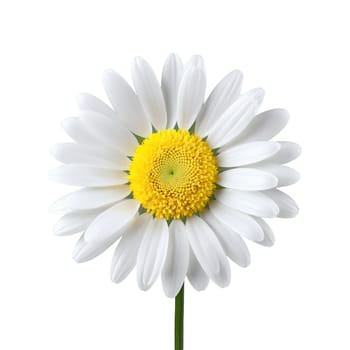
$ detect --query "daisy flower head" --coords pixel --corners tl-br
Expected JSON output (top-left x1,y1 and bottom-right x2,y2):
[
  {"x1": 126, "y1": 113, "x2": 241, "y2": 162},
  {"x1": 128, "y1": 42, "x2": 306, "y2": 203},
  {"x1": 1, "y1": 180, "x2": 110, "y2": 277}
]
[{"x1": 50, "y1": 54, "x2": 300, "y2": 298}]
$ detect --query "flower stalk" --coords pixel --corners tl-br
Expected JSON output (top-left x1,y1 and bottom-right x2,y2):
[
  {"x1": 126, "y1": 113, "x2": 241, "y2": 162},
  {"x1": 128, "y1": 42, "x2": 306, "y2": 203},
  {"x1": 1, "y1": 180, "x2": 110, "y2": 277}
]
[{"x1": 175, "y1": 284, "x2": 185, "y2": 350}]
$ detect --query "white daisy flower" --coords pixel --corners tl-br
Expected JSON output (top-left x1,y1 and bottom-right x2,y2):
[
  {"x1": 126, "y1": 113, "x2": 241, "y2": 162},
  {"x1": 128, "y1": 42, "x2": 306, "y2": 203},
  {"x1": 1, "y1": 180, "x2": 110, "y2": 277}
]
[{"x1": 50, "y1": 54, "x2": 300, "y2": 298}]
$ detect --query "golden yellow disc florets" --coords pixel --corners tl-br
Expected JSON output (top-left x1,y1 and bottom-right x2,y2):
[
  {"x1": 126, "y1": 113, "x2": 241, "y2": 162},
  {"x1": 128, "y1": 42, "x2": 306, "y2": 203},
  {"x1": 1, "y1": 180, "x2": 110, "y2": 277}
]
[{"x1": 128, "y1": 129, "x2": 218, "y2": 220}]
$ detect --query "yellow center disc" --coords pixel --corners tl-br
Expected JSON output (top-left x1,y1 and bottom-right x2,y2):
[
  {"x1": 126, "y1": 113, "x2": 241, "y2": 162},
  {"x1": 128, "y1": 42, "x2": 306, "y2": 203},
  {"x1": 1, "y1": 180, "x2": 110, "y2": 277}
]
[{"x1": 128, "y1": 129, "x2": 218, "y2": 220}]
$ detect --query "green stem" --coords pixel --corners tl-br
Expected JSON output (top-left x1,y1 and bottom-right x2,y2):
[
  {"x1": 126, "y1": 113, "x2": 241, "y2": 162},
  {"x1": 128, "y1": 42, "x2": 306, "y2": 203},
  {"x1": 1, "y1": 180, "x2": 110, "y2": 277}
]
[{"x1": 175, "y1": 284, "x2": 185, "y2": 350}]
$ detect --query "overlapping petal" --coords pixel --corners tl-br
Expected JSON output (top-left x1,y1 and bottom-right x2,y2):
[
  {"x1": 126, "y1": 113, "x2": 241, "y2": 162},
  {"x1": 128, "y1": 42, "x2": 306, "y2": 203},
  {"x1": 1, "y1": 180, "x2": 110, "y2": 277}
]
[
  {"x1": 102, "y1": 70, "x2": 152, "y2": 137},
  {"x1": 61, "y1": 117, "x2": 96, "y2": 144},
  {"x1": 187, "y1": 248, "x2": 209, "y2": 291},
  {"x1": 53, "y1": 207, "x2": 106, "y2": 236},
  {"x1": 50, "y1": 186, "x2": 130, "y2": 215},
  {"x1": 265, "y1": 141, "x2": 301, "y2": 164},
  {"x1": 252, "y1": 164, "x2": 300, "y2": 187},
  {"x1": 209, "y1": 201, "x2": 264, "y2": 242},
  {"x1": 111, "y1": 214, "x2": 150, "y2": 283},
  {"x1": 186, "y1": 216, "x2": 230, "y2": 287},
  {"x1": 218, "y1": 168, "x2": 278, "y2": 191},
  {"x1": 176, "y1": 59, "x2": 206, "y2": 129},
  {"x1": 84, "y1": 199, "x2": 139, "y2": 242},
  {"x1": 228, "y1": 108, "x2": 289, "y2": 146},
  {"x1": 264, "y1": 189, "x2": 299, "y2": 218},
  {"x1": 49, "y1": 165, "x2": 128, "y2": 187},
  {"x1": 77, "y1": 92, "x2": 116, "y2": 118},
  {"x1": 50, "y1": 143, "x2": 129, "y2": 169},
  {"x1": 195, "y1": 70, "x2": 243, "y2": 137},
  {"x1": 217, "y1": 141, "x2": 280, "y2": 167},
  {"x1": 253, "y1": 218, "x2": 275, "y2": 247},
  {"x1": 132, "y1": 57, "x2": 167, "y2": 130},
  {"x1": 216, "y1": 188, "x2": 279, "y2": 218},
  {"x1": 201, "y1": 210, "x2": 251, "y2": 267},
  {"x1": 207, "y1": 88, "x2": 264, "y2": 148},
  {"x1": 162, "y1": 220, "x2": 189, "y2": 298},
  {"x1": 161, "y1": 54, "x2": 183, "y2": 128},
  {"x1": 72, "y1": 200, "x2": 139, "y2": 263},
  {"x1": 80, "y1": 111, "x2": 138, "y2": 156},
  {"x1": 137, "y1": 218, "x2": 169, "y2": 291}
]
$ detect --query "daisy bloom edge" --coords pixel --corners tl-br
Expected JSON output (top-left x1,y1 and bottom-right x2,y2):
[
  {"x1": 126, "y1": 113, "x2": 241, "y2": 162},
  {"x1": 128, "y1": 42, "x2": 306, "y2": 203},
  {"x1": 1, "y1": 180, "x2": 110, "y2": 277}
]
[{"x1": 50, "y1": 54, "x2": 301, "y2": 298}]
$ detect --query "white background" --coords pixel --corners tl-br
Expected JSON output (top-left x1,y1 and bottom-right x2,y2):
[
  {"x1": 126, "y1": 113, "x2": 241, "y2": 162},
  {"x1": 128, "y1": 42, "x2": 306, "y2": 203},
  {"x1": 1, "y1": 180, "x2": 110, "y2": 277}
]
[{"x1": 1, "y1": 1, "x2": 349, "y2": 349}]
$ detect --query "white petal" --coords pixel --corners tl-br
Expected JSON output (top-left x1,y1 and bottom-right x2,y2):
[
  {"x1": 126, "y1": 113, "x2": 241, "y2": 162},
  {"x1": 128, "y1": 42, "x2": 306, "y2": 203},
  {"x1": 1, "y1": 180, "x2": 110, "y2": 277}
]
[
  {"x1": 84, "y1": 199, "x2": 139, "y2": 242},
  {"x1": 49, "y1": 165, "x2": 127, "y2": 187},
  {"x1": 176, "y1": 67, "x2": 206, "y2": 129},
  {"x1": 253, "y1": 218, "x2": 275, "y2": 247},
  {"x1": 218, "y1": 168, "x2": 278, "y2": 191},
  {"x1": 209, "y1": 201, "x2": 264, "y2": 242},
  {"x1": 73, "y1": 234, "x2": 115, "y2": 263},
  {"x1": 61, "y1": 117, "x2": 96, "y2": 144},
  {"x1": 72, "y1": 201, "x2": 139, "y2": 263},
  {"x1": 253, "y1": 164, "x2": 300, "y2": 187},
  {"x1": 244, "y1": 88, "x2": 265, "y2": 104},
  {"x1": 207, "y1": 88, "x2": 264, "y2": 148},
  {"x1": 53, "y1": 208, "x2": 105, "y2": 236},
  {"x1": 231, "y1": 109, "x2": 289, "y2": 145},
  {"x1": 102, "y1": 70, "x2": 151, "y2": 137},
  {"x1": 266, "y1": 141, "x2": 301, "y2": 164},
  {"x1": 111, "y1": 214, "x2": 150, "y2": 283},
  {"x1": 161, "y1": 220, "x2": 189, "y2": 298},
  {"x1": 50, "y1": 143, "x2": 129, "y2": 169},
  {"x1": 216, "y1": 188, "x2": 279, "y2": 218},
  {"x1": 137, "y1": 219, "x2": 169, "y2": 291},
  {"x1": 76, "y1": 92, "x2": 115, "y2": 118},
  {"x1": 185, "y1": 55, "x2": 205, "y2": 71},
  {"x1": 49, "y1": 186, "x2": 130, "y2": 215},
  {"x1": 187, "y1": 248, "x2": 209, "y2": 291},
  {"x1": 201, "y1": 210, "x2": 250, "y2": 267},
  {"x1": 80, "y1": 111, "x2": 138, "y2": 156},
  {"x1": 195, "y1": 70, "x2": 243, "y2": 137},
  {"x1": 131, "y1": 57, "x2": 167, "y2": 130},
  {"x1": 186, "y1": 216, "x2": 230, "y2": 287},
  {"x1": 217, "y1": 142, "x2": 281, "y2": 167},
  {"x1": 264, "y1": 189, "x2": 299, "y2": 218},
  {"x1": 161, "y1": 54, "x2": 183, "y2": 129}
]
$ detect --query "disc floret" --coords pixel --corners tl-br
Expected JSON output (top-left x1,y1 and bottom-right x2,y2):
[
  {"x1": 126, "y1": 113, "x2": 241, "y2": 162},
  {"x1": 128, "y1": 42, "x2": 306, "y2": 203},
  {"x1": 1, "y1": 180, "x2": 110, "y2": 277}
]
[{"x1": 128, "y1": 129, "x2": 218, "y2": 220}]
